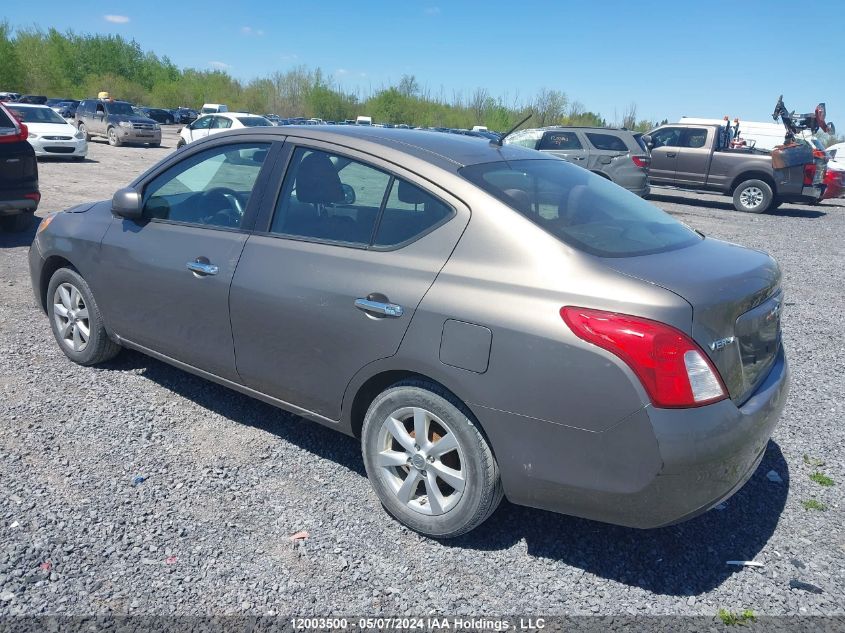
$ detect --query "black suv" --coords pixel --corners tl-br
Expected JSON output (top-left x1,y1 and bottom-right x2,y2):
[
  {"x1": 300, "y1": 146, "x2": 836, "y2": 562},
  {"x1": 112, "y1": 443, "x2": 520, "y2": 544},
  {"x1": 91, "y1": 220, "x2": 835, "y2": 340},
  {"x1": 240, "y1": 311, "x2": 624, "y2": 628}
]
[
  {"x1": 76, "y1": 99, "x2": 161, "y2": 147},
  {"x1": 0, "y1": 103, "x2": 39, "y2": 232}
]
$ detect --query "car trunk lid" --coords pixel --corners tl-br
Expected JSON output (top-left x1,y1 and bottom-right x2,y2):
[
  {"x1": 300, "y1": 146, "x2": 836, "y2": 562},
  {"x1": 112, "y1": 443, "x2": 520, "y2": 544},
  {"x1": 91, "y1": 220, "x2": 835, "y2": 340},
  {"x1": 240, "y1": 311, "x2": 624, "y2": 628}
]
[{"x1": 605, "y1": 237, "x2": 782, "y2": 405}]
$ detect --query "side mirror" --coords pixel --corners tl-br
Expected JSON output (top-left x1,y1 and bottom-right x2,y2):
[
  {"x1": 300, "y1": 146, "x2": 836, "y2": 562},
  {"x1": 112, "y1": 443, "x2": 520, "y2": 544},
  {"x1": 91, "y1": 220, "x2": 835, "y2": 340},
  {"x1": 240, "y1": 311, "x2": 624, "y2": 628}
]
[
  {"x1": 342, "y1": 183, "x2": 356, "y2": 205},
  {"x1": 112, "y1": 187, "x2": 143, "y2": 220}
]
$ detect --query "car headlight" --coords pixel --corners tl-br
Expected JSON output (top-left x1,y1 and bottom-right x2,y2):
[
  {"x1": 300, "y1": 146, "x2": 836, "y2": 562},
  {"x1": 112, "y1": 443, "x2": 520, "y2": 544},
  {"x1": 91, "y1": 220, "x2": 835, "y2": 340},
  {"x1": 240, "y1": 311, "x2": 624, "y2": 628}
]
[
  {"x1": 118, "y1": 121, "x2": 132, "y2": 128},
  {"x1": 152, "y1": 123, "x2": 160, "y2": 130},
  {"x1": 74, "y1": 130, "x2": 85, "y2": 140}
]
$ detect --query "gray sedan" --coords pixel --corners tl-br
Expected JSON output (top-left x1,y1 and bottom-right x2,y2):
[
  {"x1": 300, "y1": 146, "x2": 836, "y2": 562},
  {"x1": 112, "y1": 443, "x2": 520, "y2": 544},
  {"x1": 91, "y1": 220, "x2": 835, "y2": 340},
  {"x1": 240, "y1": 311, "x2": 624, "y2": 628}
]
[{"x1": 28, "y1": 126, "x2": 789, "y2": 538}]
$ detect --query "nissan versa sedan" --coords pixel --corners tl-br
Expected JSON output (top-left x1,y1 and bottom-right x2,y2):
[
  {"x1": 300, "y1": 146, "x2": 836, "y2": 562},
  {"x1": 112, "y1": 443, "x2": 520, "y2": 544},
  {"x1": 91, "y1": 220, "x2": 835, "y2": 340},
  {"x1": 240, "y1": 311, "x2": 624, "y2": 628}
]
[{"x1": 29, "y1": 126, "x2": 789, "y2": 538}]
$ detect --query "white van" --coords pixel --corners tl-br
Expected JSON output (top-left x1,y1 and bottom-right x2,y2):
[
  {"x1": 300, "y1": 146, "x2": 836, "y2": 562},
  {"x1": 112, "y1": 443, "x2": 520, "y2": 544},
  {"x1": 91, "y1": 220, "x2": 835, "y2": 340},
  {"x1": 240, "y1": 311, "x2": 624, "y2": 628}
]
[
  {"x1": 356, "y1": 115, "x2": 372, "y2": 126},
  {"x1": 201, "y1": 103, "x2": 229, "y2": 115},
  {"x1": 678, "y1": 116, "x2": 788, "y2": 151}
]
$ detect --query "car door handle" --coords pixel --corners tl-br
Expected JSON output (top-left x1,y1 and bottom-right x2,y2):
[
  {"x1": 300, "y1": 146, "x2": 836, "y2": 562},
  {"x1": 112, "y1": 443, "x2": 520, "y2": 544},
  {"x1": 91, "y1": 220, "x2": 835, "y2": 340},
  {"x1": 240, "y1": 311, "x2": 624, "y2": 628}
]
[
  {"x1": 571, "y1": 156, "x2": 585, "y2": 161},
  {"x1": 355, "y1": 298, "x2": 404, "y2": 317},
  {"x1": 666, "y1": 152, "x2": 677, "y2": 158},
  {"x1": 186, "y1": 260, "x2": 218, "y2": 276}
]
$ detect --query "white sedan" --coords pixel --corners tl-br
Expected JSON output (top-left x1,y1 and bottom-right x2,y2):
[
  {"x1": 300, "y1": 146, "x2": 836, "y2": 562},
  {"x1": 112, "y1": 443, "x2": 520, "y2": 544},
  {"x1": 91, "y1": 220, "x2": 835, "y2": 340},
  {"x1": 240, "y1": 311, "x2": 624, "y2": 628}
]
[
  {"x1": 177, "y1": 112, "x2": 272, "y2": 147},
  {"x1": 5, "y1": 103, "x2": 87, "y2": 159}
]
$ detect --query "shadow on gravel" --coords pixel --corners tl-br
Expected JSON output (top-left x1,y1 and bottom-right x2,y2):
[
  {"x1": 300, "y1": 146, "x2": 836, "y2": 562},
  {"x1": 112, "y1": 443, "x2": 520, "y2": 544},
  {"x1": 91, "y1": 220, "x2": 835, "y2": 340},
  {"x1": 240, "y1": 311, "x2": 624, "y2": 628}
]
[
  {"x1": 105, "y1": 349, "x2": 787, "y2": 596},
  {"x1": 104, "y1": 349, "x2": 367, "y2": 477},
  {"x1": 649, "y1": 193, "x2": 826, "y2": 219},
  {"x1": 0, "y1": 220, "x2": 37, "y2": 248},
  {"x1": 447, "y1": 441, "x2": 789, "y2": 596}
]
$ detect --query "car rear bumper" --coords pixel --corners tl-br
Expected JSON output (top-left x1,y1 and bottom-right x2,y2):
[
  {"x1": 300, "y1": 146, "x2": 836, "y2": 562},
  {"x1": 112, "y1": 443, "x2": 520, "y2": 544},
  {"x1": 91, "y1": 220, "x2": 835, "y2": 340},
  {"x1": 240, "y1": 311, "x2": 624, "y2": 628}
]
[
  {"x1": 476, "y1": 347, "x2": 789, "y2": 528},
  {"x1": 0, "y1": 192, "x2": 39, "y2": 214}
]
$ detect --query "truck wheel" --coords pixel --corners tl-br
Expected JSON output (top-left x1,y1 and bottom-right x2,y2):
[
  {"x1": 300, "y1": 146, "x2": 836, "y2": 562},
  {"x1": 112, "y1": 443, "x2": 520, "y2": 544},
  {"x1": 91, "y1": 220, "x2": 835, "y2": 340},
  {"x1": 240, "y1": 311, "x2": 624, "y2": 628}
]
[
  {"x1": 0, "y1": 213, "x2": 33, "y2": 233},
  {"x1": 770, "y1": 197, "x2": 783, "y2": 210},
  {"x1": 107, "y1": 127, "x2": 122, "y2": 147},
  {"x1": 733, "y1": 179, "x2": 772, "y2": 213}
]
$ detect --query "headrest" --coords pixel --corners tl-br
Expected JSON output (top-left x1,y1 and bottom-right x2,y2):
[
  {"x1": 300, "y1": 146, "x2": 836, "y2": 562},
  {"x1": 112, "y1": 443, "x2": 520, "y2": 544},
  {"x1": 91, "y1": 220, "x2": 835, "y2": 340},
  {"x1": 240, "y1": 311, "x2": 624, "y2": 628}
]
[
  {"x1": 295, "y1": 152, "x2": 344, "y2": 204},
  {"x1": 397, "y1": 180, "x2": 429, "y2": 205},
  {"x1": 502, "y1": 188, "x2": 531, "y2": 213}
]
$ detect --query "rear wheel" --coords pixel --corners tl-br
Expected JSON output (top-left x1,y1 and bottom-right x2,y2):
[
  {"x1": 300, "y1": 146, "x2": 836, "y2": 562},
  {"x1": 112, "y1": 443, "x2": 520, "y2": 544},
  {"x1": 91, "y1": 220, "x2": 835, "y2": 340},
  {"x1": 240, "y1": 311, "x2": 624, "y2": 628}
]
[
  {"x1": 733, "y1": 179, "x2": 772, "y2": 213},
  {"x1": 47, "y1": 268, "x2": 121, "y2": 366},
  {"x1": 361, "y1": 380, "x2": 503, "y2": 538},
  {"x1": 0, "y1": 212, "x2": 33, "y2": 233},
  {"x1": 107, "y1": 127, "x2": 122, "y2": 147}
]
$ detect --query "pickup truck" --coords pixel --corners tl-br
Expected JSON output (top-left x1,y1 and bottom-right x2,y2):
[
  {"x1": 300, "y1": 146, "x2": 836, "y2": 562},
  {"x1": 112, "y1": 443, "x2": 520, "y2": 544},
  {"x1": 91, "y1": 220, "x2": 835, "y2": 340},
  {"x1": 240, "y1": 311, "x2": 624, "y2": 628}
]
[{"x1": 645, "y1": 122, "x2": 824, "y2": 213}]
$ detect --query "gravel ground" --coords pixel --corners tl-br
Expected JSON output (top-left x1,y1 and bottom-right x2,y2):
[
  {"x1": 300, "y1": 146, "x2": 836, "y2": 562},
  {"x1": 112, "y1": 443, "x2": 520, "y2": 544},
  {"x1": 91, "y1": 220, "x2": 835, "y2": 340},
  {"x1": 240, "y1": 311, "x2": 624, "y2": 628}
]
[{"x1": 0, "y1": 129, "x2": 843, "y2": 617}]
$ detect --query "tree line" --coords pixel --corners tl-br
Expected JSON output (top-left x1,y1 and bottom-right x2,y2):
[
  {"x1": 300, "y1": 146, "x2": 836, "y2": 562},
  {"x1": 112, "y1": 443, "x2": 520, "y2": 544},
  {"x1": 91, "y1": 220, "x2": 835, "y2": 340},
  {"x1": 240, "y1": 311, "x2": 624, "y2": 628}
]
[{"x1": 0, "y1": 23, "x2": 668, "y2": 132}]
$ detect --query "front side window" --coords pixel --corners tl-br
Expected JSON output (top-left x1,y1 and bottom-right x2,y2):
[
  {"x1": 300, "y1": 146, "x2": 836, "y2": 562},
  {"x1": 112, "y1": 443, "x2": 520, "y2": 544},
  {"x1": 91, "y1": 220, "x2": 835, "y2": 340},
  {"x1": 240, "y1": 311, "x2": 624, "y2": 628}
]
[
  {"x1": 651, "y1": 127, "x2": 682, "y2": 148},
  {"x1": 538, "y1": 131, "x2": 583, "y2": 151},
  {"x1": 585, "y1": 133, "x2": 628, "y2": 152},
  {"x1": 459, "y1": 159, "x2": 700, "y2": 257},
  {"x1": 271, "y1": 147, "x2": 391, "y2": 244},
  {"x1": 192, "y1": 116, "x2": 213, "y2": 130},
  {"x1": 142, "y1": 143, "x2": 270, "y2": 228}
]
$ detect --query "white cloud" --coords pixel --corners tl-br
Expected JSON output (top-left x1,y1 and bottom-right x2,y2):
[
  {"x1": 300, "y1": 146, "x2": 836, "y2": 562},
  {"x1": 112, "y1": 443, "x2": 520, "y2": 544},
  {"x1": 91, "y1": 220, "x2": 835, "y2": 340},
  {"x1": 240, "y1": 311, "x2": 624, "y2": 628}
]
[
  {"x1": 209, "y1": 61, "x2": 231, "y2": 71},
  {"x1": 104, "y1": 14, "x2": 130, "y2": 24},
  {"x1": 335, "y1": 68, "x2": 348, "y2": 75},
  {"x1": 423, "y1": 7, "x2": 440, "y2": 15},
  {"x1": 280, "y1": 53, "x2": 299, "y2": 61},
  {"x1": 241, "y1": 26, "x2": 264, "y2": 36}
]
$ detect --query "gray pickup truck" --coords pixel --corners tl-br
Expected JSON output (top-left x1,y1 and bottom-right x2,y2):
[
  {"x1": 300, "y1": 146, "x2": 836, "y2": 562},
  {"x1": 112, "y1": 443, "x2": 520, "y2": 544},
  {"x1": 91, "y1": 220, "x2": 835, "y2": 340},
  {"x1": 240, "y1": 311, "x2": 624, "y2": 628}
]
[{"x1": 646, "y1": 123, "x2": 824, "y2": 213}]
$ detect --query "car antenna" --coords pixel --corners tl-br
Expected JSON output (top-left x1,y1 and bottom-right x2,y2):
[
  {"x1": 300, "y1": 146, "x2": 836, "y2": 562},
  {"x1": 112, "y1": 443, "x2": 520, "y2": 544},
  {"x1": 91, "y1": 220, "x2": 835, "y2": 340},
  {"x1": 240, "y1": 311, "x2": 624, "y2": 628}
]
[{"x1": 491, "y1": 112, "x2": 533, "y2": 147}]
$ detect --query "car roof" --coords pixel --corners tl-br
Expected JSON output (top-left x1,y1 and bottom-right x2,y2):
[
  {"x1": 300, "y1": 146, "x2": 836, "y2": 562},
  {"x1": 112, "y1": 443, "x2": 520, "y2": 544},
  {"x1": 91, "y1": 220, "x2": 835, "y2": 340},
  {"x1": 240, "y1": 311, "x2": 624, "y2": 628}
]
[{"x1": 207, "y1": 125, "x2": 546, "y2": 170}]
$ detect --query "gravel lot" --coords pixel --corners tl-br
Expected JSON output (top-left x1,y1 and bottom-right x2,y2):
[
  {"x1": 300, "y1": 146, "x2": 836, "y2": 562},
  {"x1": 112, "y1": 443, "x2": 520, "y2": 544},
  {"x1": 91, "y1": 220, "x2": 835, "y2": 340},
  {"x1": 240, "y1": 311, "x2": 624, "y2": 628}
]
[{"x1": 1, "y1": 127, "x2": 843, "y2": 618}]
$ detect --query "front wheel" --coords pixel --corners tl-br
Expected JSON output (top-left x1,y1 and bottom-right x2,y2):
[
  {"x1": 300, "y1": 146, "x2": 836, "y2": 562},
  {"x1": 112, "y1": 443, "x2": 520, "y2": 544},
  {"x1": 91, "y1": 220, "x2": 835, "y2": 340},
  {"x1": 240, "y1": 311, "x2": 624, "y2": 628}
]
[
  {"x1": 733, "y1": 179, "x2": 772, "y2": 213},
  {"x1": 47, "y1": 268, "x2": 121, "y2": 366},
  {"x1": 176, "y1": 138, "x2": 186, "y2": 149},
  {"x1": 107, "y1": 127, "x2": 122, "y2": 147},
  {"x1": 361, "y1": 380, "x2": 503, "y2": 538},
  {"x1": 77, "y1": 123, "x2": 90, "y2": 142}
]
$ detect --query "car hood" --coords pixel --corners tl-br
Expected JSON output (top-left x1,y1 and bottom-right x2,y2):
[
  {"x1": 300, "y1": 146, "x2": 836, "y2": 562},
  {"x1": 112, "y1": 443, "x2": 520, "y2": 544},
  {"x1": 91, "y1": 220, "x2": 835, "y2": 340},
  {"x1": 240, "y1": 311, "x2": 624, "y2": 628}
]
[{"x1": 26, "y1": 121, "x2": 79, "y2": 136}]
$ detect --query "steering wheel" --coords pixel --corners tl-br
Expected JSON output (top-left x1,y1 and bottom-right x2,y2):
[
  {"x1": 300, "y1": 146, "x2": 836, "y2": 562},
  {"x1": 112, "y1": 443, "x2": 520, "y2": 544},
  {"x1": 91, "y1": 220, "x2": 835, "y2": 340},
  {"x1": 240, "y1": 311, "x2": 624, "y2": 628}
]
[{"x1": 199, "y1": 187, "x2": 244, "y2": 226}]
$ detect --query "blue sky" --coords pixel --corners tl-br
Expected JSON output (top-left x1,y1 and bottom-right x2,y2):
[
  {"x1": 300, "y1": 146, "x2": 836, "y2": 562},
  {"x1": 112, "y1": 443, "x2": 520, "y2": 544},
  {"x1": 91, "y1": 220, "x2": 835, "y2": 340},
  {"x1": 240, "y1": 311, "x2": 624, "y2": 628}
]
[{"x1": 5, "y1": 1, "x2": 844, "y2": 126}]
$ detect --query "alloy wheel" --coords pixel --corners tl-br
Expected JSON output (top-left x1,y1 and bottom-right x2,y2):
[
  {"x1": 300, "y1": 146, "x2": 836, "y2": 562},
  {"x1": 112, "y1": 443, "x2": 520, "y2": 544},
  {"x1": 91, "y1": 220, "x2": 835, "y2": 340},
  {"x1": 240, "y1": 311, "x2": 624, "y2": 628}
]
[
  {"x1": 739, "y1": 186, "x2": 763, "y2": 209},
  {"x1": 376, "y1": 406, "x2": 466, "y2": 516},
  {"x1": 52, "y1": 282, "x2": 90, "y2": 352}
]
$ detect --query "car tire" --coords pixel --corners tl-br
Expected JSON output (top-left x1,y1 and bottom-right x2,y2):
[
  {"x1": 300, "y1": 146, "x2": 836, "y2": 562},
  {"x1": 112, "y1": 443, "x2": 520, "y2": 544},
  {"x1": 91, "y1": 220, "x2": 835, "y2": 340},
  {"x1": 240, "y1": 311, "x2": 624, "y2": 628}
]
[
  {"x1": 770, "y1": 197, "x2": 784, "y2": 210},
  {"x1": 78, "y1": 123, "x2": 90, "y2": 142},
  {"x1": 107, "y1": 127, "x2": 122, "y2": 147},
  {"x1": 0, "y1": 212, "x2": 33, "y2": 233},
  {"x1": 361, "y1": 380, "x2": 503, "y2": 538},
  {"x1": 150, "y1": 142, "x2": 161, "y2": 148},
  {"x1": 46, "y1": 268, "x2": 121, "y2": 366},
  {"x1": 733, "y1": 179, "x2": 772, "y2": 213}
]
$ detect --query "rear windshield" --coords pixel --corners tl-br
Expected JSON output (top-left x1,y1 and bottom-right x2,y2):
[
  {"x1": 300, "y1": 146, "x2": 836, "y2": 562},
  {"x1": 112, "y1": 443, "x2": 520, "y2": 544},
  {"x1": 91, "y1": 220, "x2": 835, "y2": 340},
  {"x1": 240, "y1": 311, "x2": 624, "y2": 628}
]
[
  {"x1": 459, "y1": 159, "x2": 700, "y2": 257},
  {"x1": 236, "y1": 116, "x2": 272, "y2": 127}
]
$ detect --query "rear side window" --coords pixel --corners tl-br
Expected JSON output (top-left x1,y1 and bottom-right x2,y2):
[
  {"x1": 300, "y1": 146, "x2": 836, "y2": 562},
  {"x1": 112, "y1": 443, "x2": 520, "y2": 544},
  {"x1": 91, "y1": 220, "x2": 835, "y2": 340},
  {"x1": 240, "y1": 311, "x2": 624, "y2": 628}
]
[
  {"x1": 459, "y1": 159, "x2": 700, "y2": 257},
  {"x1": 585, "y1": 133, "x2": 628, "y2": 152},
  {"x1": 681, "y1": 128, "x2": 708, "y2": 149},
  {"x1": 271, "y1": 147, "x2": 453, "y2": 247},
  {"x1": 538, "y1": 132, "x2": 582, "y2": 150}
]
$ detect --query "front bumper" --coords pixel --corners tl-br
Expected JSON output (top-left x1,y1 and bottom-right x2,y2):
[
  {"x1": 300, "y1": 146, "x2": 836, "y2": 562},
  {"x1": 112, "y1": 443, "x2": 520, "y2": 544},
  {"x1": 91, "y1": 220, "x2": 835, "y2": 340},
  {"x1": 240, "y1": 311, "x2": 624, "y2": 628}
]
[
  {"x1": 476, "y1": 347, "x2": 789, "y2": 528},
  {"x1": 30, "y1": 137, "x2": 87, "y2": 158},
  {"x1": 118, "y1": 127, "x2": 161, "y2": 144}
]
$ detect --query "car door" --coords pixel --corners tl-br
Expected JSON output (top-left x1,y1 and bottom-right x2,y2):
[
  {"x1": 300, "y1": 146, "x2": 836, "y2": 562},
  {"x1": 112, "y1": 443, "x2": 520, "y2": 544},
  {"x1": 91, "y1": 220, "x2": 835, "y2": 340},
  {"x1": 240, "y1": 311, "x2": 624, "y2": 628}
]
[
  {"x1": 647, "y1": 126, "x2": 684, "y2": 183},
  {"x1": 96, "y1": 140, "x2": 277, "y2": 380},
  {"x1": 538, "y1": 130, "x2": 588, "y2": 166},
  {"x1": 187, "y1": 115, "x2": 213, "y2": 142},
  {"x1": 674, "y1": 127, "x2": 712, "y2": 186},
  {"x1": 229, "y1": 143, "x2": 469, "y2": 420},
  {"x1": 91, "y1": 102, "x2": 108, "y2": 136}
]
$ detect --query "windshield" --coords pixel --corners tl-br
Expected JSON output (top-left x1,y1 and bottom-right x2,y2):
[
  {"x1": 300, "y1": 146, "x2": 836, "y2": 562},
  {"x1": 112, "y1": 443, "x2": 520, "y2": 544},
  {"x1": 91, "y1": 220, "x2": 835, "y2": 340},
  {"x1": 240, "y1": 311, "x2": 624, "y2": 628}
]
[
  {"x1": 236, "y1": 116, "x2": 272, "y2": 127},
  {"x1": 108, "y1": 102, "x2": 137, "y2": 116},
  {"x1": 7, "y1": 106, "x2": 67, "y2": 124},
  {"x1": 459, "y1": 159, "x2": 700, "y2": 257}
]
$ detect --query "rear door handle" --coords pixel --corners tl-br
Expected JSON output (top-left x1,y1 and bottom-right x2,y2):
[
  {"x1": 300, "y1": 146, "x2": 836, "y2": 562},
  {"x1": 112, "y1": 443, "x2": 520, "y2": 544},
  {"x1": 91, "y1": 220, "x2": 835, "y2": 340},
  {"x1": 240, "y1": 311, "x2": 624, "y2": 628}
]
[
  {"x1": 666, "y1": 152, "x2": 677, "y2": 158},
  {"x1": 186, "y1": 260, "x2": 218, "y2": 276},
  {"x1": 355, "y1": 298, "x2": 404, "y2": 317}
]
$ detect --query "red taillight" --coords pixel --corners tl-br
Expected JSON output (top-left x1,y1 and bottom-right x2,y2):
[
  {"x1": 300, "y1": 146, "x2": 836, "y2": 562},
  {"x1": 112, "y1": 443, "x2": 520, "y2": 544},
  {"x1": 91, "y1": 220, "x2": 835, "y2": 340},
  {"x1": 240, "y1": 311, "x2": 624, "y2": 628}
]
[
  {"x1": 631, "y1": 155, "x2": 650, "y2": 169},
  {"x1": 803, "y1": 163, "x2": 817, "y2": 186},
  {"x1": 0, "y1": 120, "x2": 27, "y2": 143},
  {"x1": 24, "y1": 192, "x2": 41, "y2": 202},
  {"x1": 561, "y1": 307, "x2": 727, "y2": 408}
]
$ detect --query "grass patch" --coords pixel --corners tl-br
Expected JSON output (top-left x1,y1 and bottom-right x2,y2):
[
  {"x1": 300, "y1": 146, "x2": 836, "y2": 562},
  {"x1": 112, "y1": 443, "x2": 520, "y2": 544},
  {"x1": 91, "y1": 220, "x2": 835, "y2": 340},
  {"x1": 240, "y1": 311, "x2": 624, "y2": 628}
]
[
  {"x1": 802, "y1": 499, "x2": 828, "y2": 511},
  {"x1": 803, "y1": 454, "x2": 825, "y2": 468},
  {"x1": 810, "y1": 472, "x2": 834, "y2": 486},
  {"x1": 718, "y1": 609, "x2": 756, "y2": 626}
]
